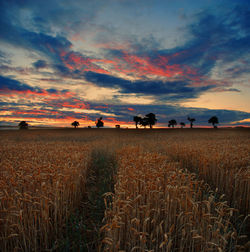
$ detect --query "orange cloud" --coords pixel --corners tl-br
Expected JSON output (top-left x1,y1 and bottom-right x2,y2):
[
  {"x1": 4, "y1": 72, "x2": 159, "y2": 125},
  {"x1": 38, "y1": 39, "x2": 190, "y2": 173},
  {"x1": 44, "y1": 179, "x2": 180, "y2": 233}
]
[
  {"x1": 121, "y1": 52, "x2": 189, "y2": 78},
  {"x1": 0, "y1": 89, "x2": 74, "y2": 99},
  {"x1": 59, "y1": 50, "x2": 110, "y2": 74},
  {"x1": 94, "y1": 105, "x2": 109, "y2": 109},
  {"x1": 12, "y1": 109, "x2": 60, "y2": 116},
  {"x1": 104, "y1": 117, "x2": 133, "y2": 127},
  {"x1": 59, "y1": 101, "x2": 90, "y2": 109}
]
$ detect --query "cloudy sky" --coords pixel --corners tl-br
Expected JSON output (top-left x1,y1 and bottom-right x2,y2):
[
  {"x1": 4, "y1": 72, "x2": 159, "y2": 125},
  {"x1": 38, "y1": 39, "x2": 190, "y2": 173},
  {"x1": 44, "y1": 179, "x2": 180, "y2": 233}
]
[{"x1": 0, "y1": 0, "x2": 249, "y2": 127}]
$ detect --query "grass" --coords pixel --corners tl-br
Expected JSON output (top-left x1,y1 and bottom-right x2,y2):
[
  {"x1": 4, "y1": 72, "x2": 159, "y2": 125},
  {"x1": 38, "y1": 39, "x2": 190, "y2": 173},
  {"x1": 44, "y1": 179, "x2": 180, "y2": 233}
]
[{"x1": 0, "y1": 128, "x2": 249, "y2": 251}]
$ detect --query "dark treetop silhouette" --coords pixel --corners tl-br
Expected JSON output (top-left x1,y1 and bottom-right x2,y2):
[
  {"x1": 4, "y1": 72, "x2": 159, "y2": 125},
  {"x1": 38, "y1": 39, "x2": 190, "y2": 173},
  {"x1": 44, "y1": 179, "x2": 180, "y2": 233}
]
[
  {"x1": 168, "y1": 119, "x2": 177, "y2": 128},
  {"x1": 187, "y1": 117, "x2": 196, "y2": 128},
  {"x1": 139, "y1": 117, "x2": 150, "y2": 128},
  {"x1": 133, "y1": 116, "x2": 142, "y2": 129},
  {"x1": 134, "y1": 113, "x2": 157, "y2": 129},
  {"x1": 180, "y1": 122, "x2": 186, "y2": 128},
  {"x1": 71, "y1": 121, "x2": 80, "y2": 128},
  {"x1": 208, "y1": 116, "x2": 219, "y2": 128},
  {"x1": 96, "y1": 117, "x2": 104, "y2": 128},
  {"x1": 144, "y1": 113, "x2": 157, "y2": 129},
  {"x1": 18, "y1": 121, "x2": 28, "y2": 129}
]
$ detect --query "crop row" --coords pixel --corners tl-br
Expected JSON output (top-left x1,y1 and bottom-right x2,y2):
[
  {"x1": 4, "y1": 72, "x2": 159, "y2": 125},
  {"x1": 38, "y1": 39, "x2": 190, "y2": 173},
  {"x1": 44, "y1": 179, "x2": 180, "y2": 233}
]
[
  {"x1": 162, "y1": 133, "x2": 250, "y2": 215},
  {"x1": 101, "y1": 146, "x2": 246, "y2": 251}
]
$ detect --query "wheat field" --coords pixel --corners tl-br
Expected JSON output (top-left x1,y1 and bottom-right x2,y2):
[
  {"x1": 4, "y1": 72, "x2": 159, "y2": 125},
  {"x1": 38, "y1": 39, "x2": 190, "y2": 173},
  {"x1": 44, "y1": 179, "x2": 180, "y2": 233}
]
[{"x1": 0, "y1": 128, "x2": 249, "y2": 251}]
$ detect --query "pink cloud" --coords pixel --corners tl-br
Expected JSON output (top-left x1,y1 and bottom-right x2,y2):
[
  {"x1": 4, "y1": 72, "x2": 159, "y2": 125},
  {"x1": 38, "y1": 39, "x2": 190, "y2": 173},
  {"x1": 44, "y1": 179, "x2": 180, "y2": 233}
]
[
  {"x1": 94, "y1": 105, "x2": 109, "y2": 109},
  {"x1": 46, "y1": 98, "x2": 90, "y2": 110},
  {"x1": 59, "y1": 50, "x2": 110, "y2": 74},
  {"x1": 0, "y1": 88, "x2": 74, "y2": 98},
  {"x1": 120, "y1": 52, "x2": 195, "y2": 78},
  {"x1": 12, "y1": 109, "x2": 60, "y2": 116}
]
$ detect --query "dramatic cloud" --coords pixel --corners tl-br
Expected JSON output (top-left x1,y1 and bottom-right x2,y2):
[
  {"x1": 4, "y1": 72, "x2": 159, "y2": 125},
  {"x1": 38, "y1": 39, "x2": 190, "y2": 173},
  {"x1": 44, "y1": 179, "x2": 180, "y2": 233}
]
[
  {"x1": 0, "y1": 5, "x2": 107, "y2": 76},
  {"x1": 0, "y1": 75, "x2": 73, "y2": 98},
  {"x1": 102, "y1": 4, "x2": 250, "y2": 86},
  {"x1": 0, "y1": 0, "x2": 249, "y2": 127},
  {"x1": 84, "y1": 71, "x2": 212, "y2": 100}
]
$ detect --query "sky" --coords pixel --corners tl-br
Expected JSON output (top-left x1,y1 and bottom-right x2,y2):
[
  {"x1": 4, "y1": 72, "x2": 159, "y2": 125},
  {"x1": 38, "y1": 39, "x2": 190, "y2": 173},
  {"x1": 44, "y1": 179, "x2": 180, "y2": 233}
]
[{"x1": 0, "y1": 0, "x2": 250, "y2": 128}]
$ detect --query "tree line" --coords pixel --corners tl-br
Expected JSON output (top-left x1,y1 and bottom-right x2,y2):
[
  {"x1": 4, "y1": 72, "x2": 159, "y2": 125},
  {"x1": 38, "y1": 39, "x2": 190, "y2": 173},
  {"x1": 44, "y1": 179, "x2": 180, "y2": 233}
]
[
  {"x1": 18, "y1": 115, "x2": 219, "y2": 129},
  {"x1": 133, "y1": 114, "x2": 219, "y2": 129}
]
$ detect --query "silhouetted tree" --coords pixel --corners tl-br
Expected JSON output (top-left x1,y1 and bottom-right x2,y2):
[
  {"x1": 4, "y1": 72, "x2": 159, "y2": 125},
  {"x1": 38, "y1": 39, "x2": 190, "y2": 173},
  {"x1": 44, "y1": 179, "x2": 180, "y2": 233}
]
[
  {"x1": 71, "y1": 121, "x2": 80, "y2": 128},
  {"x1": 145, "y1": 113, "x2": 157, "y2": 129},
  {"x1": 168, "y1": 119, "x2": 177, "y2": 128},
  {"x1": 19, "y1": 121, "x2": 28, "y2": 130},
  {"x1": 139, "y1": 117, "x2": 150, "y2": 128},
  {"x1": 96, "y1": 117, "x2": 104, "y2": 128},
  {"x1": 180, "y1": 122, "x2": 186, "y2": 128},
  {"x1": 187, "y1": 117, "x2": 196, "y2": 128},
  {"x1": 133, "y1": 116, "x2": 142, "y2": 129},
  {"x1": 208, "y1": 116, "x2": 219, "y2": 128}
]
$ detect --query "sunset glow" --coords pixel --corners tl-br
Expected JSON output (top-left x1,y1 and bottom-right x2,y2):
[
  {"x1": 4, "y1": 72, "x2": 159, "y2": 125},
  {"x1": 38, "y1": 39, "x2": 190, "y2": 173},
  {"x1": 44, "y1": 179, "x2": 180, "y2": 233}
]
[{"x1": 0, "y1": 0, "x2": 249, "y2": 128}]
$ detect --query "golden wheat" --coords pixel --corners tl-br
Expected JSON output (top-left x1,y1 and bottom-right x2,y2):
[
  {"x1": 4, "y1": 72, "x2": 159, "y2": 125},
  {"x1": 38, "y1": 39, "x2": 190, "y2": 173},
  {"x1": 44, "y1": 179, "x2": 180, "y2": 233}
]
[
  {"x1": 0, "y1": 137, "x2": 91, "y2": 251},
  {"x1": 101, "y1": 146, "x2": 244, "y2": 251},
  {"x1": 162, "y1": 131, "x2": 250, "y2": 215},
  {"x1": 0, "y1": 128, "x2": 249, "y2": 251}
]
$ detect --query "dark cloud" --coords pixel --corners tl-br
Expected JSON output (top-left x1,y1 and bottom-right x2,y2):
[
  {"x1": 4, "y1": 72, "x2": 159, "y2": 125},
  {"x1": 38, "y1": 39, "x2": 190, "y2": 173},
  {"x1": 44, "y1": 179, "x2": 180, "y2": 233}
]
[
  {"x1": 157, "y1": 5, "x2": 250, "y2": 77},
  {"x1": 0, "y1": 2, "x2": 95, "y2": 74},
  {"x1": 105, "y1": 4, "x2": 250, "y2": 82},
  {"x1": 0, "y1": 75, "x2": 36, "y2": 92},
  {"x1": 2, "y1": 1, "x2": 249, "y2": 85},
  {"x1": 90, "y1": 103, "x2": 250, "y2": 126},
  {"x1": 84, "y1": 71, "x2": 212, "y2": 100},
  {"x1": 0, "y1": 10, "x2": 73, "y2": 67},
  {"x1": 0, "y1": 22, "x2": 107, "y2": 77},
  {"x1": 224, "y1": 59, "x2": 250, "y2": 78},
  {"x1": 32, "y1": 60, "x2": 47, "y2": 69},
  {"x1": 0, "y1": 75, "x2": 71, "y2": 96},
  {"x1": 214, "y1": 88, "x2": 241, "y2": 92}
]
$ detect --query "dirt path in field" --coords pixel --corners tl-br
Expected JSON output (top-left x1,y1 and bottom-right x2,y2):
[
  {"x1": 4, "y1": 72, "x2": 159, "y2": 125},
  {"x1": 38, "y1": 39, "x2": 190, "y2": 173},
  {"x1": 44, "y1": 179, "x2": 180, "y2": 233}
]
[{"x1": 57, "y1": 149, "x2": 117, "y2": 251}]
